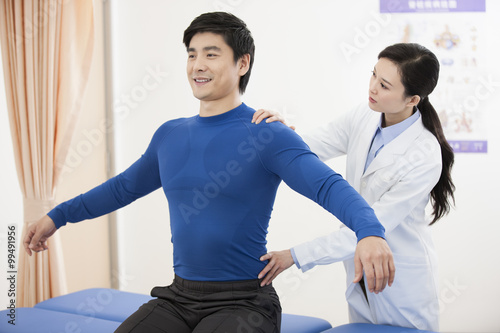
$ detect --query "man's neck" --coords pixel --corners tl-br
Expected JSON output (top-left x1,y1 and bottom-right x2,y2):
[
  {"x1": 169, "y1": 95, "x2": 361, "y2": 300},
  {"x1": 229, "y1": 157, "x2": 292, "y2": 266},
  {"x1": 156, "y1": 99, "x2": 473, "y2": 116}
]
[{"x1": 199, "y1": 96, "x2": 242, "y2": 117}]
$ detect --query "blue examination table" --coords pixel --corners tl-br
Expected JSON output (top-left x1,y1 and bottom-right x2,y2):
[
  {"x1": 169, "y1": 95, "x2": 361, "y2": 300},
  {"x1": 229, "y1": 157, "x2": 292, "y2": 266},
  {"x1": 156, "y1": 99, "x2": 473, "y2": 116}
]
[{"x1": 0, "y1": 288, "x2": 436, "y2": 332}]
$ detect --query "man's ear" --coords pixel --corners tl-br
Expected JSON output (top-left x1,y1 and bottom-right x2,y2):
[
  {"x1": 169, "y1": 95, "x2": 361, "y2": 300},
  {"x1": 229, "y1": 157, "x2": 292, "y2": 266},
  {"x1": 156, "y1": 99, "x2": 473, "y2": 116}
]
[
  {"x1": 238, "y1": 54, "x2": 250, "y2": 76},
  {"x1": 406, "y1": 95, "x2": 420, "y2": 108}
]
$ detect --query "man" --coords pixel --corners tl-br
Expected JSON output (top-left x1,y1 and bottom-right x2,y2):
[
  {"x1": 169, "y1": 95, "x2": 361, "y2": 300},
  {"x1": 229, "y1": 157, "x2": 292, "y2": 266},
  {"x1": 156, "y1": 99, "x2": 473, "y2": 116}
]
[{"x1": 24, "y1": 12, "x2": 394, "y2": 333}]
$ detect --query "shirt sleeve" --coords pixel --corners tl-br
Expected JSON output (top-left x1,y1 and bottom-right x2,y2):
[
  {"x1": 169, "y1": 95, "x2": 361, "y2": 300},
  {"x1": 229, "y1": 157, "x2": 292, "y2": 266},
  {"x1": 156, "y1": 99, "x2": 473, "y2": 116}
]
[
  {"x1": 48, "y1": 128, "x2": 164, "y2": 229},
  {"x1": 252, "y1": 122, "x2": 385, "y2": 242}
]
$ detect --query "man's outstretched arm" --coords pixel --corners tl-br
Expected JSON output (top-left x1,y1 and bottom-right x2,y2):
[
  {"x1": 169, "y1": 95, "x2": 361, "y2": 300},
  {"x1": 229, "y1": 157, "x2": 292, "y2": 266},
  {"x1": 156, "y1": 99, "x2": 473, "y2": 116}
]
[{"x1": 253, "y1": 121, "x2": 395, "y2": 293}]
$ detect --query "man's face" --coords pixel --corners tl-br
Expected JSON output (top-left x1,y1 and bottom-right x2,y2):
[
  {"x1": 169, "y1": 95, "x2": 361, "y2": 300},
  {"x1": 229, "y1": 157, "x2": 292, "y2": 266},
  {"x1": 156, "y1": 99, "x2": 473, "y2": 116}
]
[{"x1": 187, "y1": 32, "x2": 245, "y2": 103}]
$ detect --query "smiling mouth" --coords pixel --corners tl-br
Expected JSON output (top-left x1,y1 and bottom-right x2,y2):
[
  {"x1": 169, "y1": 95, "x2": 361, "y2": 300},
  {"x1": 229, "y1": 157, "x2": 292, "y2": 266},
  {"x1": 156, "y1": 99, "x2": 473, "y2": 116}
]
[{"x1": 194, "y1": 78, "x2": 211, "y2": 83}]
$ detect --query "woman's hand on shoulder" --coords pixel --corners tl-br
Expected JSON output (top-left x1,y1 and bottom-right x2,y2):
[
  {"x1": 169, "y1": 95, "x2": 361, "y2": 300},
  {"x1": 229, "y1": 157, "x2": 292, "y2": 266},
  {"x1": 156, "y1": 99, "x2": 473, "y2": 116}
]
[{"x1": 252, "y1": 109, "x2": 295, "y2": 130}]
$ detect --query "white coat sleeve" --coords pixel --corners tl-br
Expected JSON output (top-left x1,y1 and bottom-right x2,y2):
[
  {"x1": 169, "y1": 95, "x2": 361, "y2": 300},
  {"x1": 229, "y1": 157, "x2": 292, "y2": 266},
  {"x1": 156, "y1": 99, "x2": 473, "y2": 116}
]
[
  {"x1": 293, "y1": 225, "x2": 357, "y2": 272},
  {"x1": 293, "y1": 135, "x2": 442, "y2": 272},
  {"x1": 300, "y1": 109, "x2": 353, "y2": 161}
]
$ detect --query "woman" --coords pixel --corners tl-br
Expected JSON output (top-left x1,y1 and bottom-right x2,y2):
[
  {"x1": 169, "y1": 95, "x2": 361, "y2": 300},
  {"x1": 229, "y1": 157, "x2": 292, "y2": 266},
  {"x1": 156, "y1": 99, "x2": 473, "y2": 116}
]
[{"x1": 252, "y1": 43, "x2": 455, "y2": 331}]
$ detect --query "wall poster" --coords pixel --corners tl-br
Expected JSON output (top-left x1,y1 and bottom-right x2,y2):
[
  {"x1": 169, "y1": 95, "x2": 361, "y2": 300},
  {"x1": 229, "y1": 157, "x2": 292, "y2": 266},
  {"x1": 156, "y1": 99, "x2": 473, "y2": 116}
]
[{"x1": 380, "y1": 0, "x2": 488, "y2": 153}]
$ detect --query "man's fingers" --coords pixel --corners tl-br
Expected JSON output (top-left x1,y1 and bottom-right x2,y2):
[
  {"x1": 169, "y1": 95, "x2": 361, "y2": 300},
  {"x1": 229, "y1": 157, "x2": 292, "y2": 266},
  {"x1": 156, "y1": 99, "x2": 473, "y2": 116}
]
[
  {"x1": 353, "y1": 254, "x2": 363, "y2": 284},
  {"x1": 359, "y1": 259, "x2": 395, "y2": 293},
  {"x1": 24, "y1": 242, "x2": 33, "y2": 256},
  {"x1": 29, "y1": 238, "x2": 49, "y2": 252},
  {"x1": 364, "y1": 263, "x2": 376, "y2": 293},
  {"x1": 381, "y1": 259, "x2": 390, "y2": 292},
  {"x1": 23, "y1": 230, "x2": 31, "y2": 253},
  {"x1": 374, "y1": 263, "x2": 385, "y2": 293},
  {"x1": 23, "y1": 228, "x2": 36, "y2": 256},
  {"x1": 23, "y1": 225, "x2": 51, "y2": 255},
  {"x1": 388, "y1": 258, "x2": 396, "y2": 286},
  {"x1": 354, "y1": 236, "x2": 395, "y2": 293},
  {"x1": 29, "y1": 227, "x2": 44, "y2": 251},
  {"x1": 23, "y1": 215, "x2": 57, "y2": 256},
  {"x1": 375, "y1": 248, "x2": 394, "y2": 292}
]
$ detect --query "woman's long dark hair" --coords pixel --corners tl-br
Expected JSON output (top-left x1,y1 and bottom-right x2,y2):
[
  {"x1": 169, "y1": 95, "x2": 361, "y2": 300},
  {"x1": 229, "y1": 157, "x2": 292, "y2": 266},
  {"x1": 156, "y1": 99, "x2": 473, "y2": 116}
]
[{"x1": 379, "y1": 43, "x2": 455, "y2": 224}]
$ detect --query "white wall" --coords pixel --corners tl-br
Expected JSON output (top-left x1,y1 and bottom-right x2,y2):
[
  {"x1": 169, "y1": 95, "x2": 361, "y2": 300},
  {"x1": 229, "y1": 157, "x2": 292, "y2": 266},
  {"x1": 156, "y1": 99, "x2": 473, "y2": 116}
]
[{"x1": 107, "y1": 0, "x2": 500, "y2": 332}]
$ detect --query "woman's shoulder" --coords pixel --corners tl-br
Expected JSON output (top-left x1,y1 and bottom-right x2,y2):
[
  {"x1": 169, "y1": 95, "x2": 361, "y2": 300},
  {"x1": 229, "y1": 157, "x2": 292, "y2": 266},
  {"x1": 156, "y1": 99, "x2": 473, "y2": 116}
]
[{"x1": 408, "y1": 119, "x2": 442, "y2": 164}]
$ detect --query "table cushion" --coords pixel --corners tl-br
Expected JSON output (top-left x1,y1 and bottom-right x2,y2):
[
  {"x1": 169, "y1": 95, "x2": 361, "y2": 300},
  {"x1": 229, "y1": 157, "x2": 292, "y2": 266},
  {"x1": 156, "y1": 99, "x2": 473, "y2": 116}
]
[
  {"x1": 281, "y1": 313, "x2": 332, "y2": 332},
  {"x1": 0, "y1": 307, "x2": 121, "y2": 333},
  {"x1": 34, "y1": 287, "x2": 153, "y2": 322},
  {"x1": 322, "y1": 323, "x2": 437, "y2": 333}
]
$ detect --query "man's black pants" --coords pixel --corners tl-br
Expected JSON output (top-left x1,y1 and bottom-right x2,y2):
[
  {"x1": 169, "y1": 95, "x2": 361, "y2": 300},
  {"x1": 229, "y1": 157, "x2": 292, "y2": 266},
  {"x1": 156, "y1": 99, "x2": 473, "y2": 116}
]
[{"x1": 114, "y1": 275, "x2": 282, "y2": 333}]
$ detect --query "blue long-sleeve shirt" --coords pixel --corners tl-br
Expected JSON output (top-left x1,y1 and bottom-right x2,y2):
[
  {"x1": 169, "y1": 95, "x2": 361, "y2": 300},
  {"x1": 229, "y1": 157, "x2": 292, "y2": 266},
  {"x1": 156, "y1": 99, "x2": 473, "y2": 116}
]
[{"x1": 48, "y1": 103, "x2": 385, "y2": 281}]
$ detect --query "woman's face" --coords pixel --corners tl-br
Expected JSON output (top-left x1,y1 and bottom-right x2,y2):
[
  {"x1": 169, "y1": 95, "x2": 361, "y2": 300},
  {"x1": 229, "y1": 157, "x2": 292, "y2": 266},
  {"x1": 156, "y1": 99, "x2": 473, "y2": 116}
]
[{"x1": 368, "y1": 58, "x2": 418, "y2": 126}]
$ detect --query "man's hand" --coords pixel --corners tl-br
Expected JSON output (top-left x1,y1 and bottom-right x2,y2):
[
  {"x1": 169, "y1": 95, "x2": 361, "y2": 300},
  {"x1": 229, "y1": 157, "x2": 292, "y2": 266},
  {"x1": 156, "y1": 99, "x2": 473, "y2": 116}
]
[
  {"x1": 23, "y1": 215, "x2": 57, "y2": 256},
  {"x1": 258, "y1": 249, "x2": 294, "y2": 286},
  {"x1": 354, "y1": 236, "x2": 395, "y2": 293},
  {"x1": 252, "y1": 109, "x2": 295, "y2": 130}
]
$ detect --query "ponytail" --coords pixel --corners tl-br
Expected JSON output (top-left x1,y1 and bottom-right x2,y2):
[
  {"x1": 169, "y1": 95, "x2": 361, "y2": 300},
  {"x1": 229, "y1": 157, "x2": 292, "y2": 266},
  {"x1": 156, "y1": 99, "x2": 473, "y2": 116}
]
[
  {"x1": 379, "y1": 43, "x2": 455, "y2": 224},
  {"x1": 418, "y1": 97, "x2": 455, "y2": 224}
]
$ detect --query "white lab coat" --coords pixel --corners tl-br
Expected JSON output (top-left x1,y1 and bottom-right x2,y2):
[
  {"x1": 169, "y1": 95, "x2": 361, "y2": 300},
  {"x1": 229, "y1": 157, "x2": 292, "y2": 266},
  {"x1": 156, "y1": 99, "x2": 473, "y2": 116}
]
[{"x1": 293, "y1": 104, "x2": 442, "y2": 331}]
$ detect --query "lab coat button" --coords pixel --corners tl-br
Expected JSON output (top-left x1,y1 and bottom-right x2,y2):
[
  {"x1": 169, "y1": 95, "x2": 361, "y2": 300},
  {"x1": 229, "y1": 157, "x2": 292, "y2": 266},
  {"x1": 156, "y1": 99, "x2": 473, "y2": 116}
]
[{"x1": 361, "y1": 181, "x2": 367, "y2": 188}]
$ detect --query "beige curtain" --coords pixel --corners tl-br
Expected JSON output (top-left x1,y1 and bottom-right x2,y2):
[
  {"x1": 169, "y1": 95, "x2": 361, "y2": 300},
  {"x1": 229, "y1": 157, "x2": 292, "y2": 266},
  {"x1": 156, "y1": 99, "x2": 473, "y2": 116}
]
[{"x1": 0, "y1": 0, "x2": 95, "y2": 307}]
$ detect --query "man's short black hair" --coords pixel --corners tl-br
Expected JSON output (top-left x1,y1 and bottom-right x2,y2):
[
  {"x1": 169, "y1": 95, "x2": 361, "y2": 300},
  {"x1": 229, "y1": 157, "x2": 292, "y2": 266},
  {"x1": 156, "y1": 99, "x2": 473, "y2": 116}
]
[{"x1": 183, "y1": 12, "x2": 255, "y2": 94}]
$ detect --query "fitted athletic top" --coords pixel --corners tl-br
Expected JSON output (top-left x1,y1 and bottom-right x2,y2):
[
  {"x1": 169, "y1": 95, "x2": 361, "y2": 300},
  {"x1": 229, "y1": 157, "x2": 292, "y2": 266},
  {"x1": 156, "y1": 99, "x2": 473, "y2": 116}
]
[{"x1": 48, "y1": 103, "x2": 384, "y2": 281}]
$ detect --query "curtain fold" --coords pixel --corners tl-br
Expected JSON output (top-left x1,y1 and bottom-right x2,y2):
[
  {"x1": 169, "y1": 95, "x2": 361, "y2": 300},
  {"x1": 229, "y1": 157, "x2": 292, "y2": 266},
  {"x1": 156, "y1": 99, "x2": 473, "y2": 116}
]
[{"x1": 0, "y1": 0, "x2": 95, "y2": 307}]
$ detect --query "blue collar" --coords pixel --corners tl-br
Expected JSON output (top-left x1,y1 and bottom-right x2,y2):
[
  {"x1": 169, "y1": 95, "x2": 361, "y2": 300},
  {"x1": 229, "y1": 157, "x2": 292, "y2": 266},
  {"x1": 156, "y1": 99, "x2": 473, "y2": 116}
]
[{"x1": 376, "y1": 108, "x2": 421, "y2": 147}]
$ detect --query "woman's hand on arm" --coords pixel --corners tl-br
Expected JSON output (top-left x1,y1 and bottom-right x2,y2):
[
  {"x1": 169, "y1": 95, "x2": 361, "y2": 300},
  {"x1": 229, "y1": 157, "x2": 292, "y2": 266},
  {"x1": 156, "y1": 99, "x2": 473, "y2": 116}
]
[{"x1": 258, "y1": 249, "x2": 295, "y2": 286}]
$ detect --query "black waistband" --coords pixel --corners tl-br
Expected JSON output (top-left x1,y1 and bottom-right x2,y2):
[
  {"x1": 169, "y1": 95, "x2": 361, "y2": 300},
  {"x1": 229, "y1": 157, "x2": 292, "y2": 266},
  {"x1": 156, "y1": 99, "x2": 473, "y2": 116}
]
[{"x1": 173, "y1": 275, "x2": 264, "y2": 293}]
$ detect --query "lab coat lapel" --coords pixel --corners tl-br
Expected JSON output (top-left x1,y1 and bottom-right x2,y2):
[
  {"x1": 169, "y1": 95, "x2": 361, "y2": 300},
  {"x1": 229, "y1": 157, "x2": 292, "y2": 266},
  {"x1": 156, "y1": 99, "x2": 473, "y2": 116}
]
[
  {"x1": 362, "y1": 115, "x2": 425, "y2": 179},
  {"x1": 362, "y1": 149, "x2": 395, "y2": 178},
  {"x1": 352, "y1": 119, "x2": 379, "y2": 190}
]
